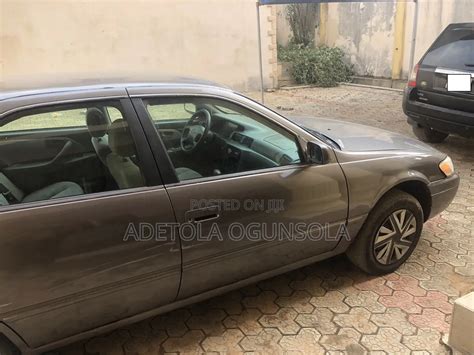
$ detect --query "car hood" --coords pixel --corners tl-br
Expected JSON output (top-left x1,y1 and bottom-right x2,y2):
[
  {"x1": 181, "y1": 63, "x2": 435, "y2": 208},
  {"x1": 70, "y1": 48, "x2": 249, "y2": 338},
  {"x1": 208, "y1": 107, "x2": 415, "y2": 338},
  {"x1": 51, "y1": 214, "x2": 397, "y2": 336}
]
[{"x1": 297, "y1": 117, "x2": 437, "y2": 153}]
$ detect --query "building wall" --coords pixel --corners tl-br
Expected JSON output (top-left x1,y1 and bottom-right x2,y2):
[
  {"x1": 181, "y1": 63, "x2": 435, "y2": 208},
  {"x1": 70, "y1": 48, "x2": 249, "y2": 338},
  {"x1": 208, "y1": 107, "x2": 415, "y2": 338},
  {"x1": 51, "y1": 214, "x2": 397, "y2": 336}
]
[
  {"x1": 0, "y1": 0, "x2": 277, "y2": 91},
  {"x1": 325, "y1": 1, "x2": 396, "y2": 78},
  {"x1": 401, "y1": 0, "x2": 474, "y2": 79},
  {"x1": 276, "y1": 0, "x2": 473, "y2": 80}
]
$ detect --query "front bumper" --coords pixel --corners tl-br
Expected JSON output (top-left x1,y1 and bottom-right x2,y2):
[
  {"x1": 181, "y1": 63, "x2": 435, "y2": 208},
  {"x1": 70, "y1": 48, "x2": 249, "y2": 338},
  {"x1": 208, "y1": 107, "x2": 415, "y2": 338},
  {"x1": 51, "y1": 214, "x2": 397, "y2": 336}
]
[{"x1": 428, "y1": 174, "x2": 460, "y2": 219}]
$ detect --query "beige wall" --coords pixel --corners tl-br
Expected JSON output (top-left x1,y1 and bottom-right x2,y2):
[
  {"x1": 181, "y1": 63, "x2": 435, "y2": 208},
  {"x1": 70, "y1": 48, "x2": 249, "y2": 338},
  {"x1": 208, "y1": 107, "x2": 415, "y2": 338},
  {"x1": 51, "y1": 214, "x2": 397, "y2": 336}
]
[
  {"x1": 325, "y1": 1, "x2": 396, "y2": 78},
  {"x1": 402, "y1": 0, "x2": 474, "y2": 78},
  {"x1": 277, "y1": 0, "x2": 473, "y2": 79},
  {"x1": 0, "y1": 0, "x2": 277, "y2": 91}
]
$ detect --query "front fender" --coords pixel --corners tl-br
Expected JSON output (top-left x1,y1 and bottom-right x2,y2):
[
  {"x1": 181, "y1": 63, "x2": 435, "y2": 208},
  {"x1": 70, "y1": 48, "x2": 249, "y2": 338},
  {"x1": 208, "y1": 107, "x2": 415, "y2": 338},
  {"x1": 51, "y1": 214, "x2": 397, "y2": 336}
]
[{"x1": 334, "y1": 150, "x2": 438, "y2": 237}]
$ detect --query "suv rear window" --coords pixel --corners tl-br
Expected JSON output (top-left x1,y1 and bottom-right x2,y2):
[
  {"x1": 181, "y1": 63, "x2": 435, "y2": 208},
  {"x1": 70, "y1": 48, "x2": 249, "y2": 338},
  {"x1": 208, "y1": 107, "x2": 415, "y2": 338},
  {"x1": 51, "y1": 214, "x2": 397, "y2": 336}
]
[{"x1": 422, "y1": 24, "x2": 474, "y2": 71}]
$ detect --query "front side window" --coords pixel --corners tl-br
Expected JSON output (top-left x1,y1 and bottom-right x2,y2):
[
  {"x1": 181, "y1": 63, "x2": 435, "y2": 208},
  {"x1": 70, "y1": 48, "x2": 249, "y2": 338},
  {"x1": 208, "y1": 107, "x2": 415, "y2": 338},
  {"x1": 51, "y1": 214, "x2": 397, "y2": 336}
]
[
  {"x1": 143, "y1": 97, "x2": 302, "y2": 182},
  {"x1": 0, "y1": 101, "x2": 146, "y2": 207}
]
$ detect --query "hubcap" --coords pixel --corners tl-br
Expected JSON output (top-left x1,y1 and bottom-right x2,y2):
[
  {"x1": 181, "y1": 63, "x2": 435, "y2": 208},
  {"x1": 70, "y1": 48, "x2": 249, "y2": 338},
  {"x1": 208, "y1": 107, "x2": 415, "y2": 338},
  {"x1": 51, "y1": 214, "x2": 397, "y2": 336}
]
[{"x1": 373, "y1": 209, "x2": 417, "y2": 265}]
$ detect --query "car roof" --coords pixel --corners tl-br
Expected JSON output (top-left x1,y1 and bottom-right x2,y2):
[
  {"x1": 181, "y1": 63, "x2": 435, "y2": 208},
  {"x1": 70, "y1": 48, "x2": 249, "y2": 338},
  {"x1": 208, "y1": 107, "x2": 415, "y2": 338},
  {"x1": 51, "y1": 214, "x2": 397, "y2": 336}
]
[
  {"x1": 0, "y1": 77, "x2": 230, "y2": 102},
  {"x1": 0, "y1": 77, "x2": 234, "y2": 116}
]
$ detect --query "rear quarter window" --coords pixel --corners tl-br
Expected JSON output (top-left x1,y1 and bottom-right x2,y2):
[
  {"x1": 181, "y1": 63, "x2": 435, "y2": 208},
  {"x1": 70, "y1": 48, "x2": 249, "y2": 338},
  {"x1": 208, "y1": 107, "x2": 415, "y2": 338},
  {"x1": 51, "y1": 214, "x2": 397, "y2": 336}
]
[{"x1": 422, "y1": 24, "x2": 474, "y2": 71}]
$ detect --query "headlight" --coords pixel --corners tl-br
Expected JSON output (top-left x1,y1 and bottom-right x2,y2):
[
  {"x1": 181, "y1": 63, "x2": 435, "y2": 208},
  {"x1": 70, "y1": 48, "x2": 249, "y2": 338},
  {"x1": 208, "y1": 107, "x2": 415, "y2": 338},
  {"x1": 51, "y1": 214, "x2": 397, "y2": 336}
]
[{"x1": 439, "y1": 156, "x2": 454, "y2": 177}]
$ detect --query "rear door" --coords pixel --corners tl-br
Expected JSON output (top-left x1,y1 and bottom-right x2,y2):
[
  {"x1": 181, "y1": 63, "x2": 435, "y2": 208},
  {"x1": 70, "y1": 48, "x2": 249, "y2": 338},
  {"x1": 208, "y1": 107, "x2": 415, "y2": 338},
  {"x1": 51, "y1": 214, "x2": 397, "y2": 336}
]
[
  {"x1": 0, "y1": 96, "x2": 181, "y2": 349},
  {"x1": 416, "y1": 23, "x2": 474, "y2": 112}
]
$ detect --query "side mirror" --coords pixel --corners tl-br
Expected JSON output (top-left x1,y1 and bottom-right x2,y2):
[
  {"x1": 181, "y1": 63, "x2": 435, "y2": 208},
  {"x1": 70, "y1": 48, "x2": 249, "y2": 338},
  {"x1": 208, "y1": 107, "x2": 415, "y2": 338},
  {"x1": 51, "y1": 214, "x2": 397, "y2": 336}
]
[{"x1": 307, "y1": 141, "x2": 330, "y2": 164}]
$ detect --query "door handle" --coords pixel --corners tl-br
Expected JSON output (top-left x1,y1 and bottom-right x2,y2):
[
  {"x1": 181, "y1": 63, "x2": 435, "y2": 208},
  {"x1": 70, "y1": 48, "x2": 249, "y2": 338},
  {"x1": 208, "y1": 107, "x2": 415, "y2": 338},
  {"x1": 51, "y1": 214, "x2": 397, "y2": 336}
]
[{"x1": 185, "y1": 206, "x2": 220, "y2": 223}]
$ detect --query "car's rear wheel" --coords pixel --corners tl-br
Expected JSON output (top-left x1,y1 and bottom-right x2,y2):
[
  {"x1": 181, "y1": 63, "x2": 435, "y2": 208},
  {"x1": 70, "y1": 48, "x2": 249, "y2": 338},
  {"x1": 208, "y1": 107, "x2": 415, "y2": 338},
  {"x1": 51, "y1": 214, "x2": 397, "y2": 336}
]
[
  {"x1": 412, "y1": 125, "x2": 449, "y2": 143},
  {"x1": 346, "y1": 189, "x2": 423, "y2": 275}
]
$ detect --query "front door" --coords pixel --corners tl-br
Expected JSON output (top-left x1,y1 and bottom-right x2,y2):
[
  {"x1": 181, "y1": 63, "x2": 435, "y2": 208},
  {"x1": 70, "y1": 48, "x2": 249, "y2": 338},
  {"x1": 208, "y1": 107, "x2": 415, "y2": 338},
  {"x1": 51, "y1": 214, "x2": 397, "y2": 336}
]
[
  {"x1": 134, "y1": 95, "x2": 348, "y2": 299},
  {"x1": 0, "y1": 98, "x2": 181, "y2": 348}
]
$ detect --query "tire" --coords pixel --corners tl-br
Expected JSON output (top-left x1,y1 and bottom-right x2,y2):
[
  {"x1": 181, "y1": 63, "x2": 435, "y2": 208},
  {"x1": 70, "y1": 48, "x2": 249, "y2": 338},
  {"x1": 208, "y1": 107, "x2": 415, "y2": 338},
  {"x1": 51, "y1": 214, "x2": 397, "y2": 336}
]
[
  {"x1": 412, "y1": 125, "x2": 448, "y2": 143},
  {"x1": 346, "y1": 189, "x2": 424, "y2": 275}
]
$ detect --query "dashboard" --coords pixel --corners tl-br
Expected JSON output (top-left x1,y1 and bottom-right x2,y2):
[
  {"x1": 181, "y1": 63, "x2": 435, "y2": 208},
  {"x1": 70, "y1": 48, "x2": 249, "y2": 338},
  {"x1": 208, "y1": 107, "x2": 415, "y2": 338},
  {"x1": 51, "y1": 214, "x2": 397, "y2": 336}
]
[{"x1": 210, "y1": 113, "x2": 301, "y2": 170}]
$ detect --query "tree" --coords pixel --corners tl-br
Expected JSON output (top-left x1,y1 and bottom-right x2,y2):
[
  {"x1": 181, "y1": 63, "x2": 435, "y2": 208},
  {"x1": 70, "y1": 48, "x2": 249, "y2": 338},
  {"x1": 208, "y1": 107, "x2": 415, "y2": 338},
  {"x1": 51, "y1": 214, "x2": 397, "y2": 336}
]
[{"x1": 286, "y1": 3, "x2": 320, "y2": 47}]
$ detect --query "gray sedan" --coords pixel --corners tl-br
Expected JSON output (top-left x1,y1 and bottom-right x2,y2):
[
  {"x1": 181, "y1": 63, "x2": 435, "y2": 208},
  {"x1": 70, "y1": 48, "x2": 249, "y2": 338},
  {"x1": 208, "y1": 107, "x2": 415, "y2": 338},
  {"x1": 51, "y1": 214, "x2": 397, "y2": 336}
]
[{"x1": 0, "y1": 79, "x2": 459, "y2": 354}]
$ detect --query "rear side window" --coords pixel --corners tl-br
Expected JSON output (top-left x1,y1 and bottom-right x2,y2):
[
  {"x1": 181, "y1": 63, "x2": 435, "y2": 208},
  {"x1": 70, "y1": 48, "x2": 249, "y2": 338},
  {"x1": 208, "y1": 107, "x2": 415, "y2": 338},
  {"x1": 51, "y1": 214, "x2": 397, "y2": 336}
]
[
  {"x1": 0, "y1": 108, "x2": 87, "y2": 132},
  {"x1": 0, "y1": 101, "x2": 147, "y2": 208},
  {"x1": 422, "y1": 24, "x2": 474, "y2": 70}
]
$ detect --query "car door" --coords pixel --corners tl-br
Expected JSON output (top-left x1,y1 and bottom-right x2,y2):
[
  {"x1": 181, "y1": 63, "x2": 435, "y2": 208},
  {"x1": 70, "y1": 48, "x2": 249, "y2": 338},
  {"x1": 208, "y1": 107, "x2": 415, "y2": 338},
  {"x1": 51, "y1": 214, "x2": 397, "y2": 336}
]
[
  {"x1": 132, "y1": 93, "x2": 348, "y2": 300},
  {"x1": 0, "y1": 96, "x2": 181, "y2": 349}
]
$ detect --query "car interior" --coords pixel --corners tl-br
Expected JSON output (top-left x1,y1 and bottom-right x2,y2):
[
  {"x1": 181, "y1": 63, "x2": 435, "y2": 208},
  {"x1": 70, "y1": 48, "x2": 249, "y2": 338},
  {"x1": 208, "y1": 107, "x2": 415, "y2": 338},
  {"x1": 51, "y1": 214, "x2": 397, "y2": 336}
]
[
  {"x1": 144, "y1": 97, "x2": 302, "y2": 180},
  {"x1": 0, "y1": 103, "x2": 145, "y2": 207},
  {"x1": 0, "y1": 98, "x2": 302, "y2": 207}
]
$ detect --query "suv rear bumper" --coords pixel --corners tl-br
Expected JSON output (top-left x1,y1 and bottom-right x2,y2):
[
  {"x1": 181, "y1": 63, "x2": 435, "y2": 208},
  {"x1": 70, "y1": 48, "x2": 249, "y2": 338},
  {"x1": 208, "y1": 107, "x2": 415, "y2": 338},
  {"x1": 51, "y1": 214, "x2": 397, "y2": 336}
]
[
  {"x1": 403, "y1": 88, "x2": 474, "y2": 138},
  {"x1": 428, "y1": 174, "x2": 460, "y2": 219}
]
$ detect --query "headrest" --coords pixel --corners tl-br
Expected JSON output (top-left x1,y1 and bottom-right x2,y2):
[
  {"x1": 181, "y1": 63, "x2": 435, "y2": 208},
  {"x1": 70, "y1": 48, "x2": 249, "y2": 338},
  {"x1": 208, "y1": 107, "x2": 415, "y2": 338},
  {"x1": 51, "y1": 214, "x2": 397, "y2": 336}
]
[
  {"x1": 86, "y1": 108, "x2": 109, "y2": 138},
  {"x1": 108, "y1": 119, "x2": 136, "y2": 157}
]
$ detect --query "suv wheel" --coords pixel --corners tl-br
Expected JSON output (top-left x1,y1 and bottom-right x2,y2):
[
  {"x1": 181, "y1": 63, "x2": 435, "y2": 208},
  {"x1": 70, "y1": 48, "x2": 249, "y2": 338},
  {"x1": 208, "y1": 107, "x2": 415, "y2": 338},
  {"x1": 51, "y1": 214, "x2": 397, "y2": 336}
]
[
  {"x1": 346, "y1": 189, "x2": 423, "y2": 275},
  {"x1": 412, "y1": 125, "x2": 449, "y2": 143}
]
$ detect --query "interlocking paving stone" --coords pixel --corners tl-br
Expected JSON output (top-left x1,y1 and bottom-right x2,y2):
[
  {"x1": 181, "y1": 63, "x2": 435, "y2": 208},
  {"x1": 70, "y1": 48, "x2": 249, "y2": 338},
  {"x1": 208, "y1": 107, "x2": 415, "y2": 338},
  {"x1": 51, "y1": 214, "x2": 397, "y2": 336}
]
[
  {"x1": 370, "y1": 308, "x2": 417, "y2": 335},
  {"x1": 320, "y1": 327, "x2": 364, "y2": 352},
  {"x1": 379, "y1": 290, "x2": 422, "y2": 314},
  {"x1": 413, "y1": 291, "x2": 453, "y2": 314},
  {"x1": 402, "y1": 328, "x2": 450, "y2": 354},
  {"x1": 295, "y1": 307, "x2": 338, "y2": 335},
  {"x1": 162, "y1": 330, "x2": 205, "y2": 354},
  {"x1": 239, "y1": 328, "x2": 283, "y2": 353},
  {"x1": 279, "y1": 328, "x2": 325, "y2": 354},
  {"x1": 275, "y1": 290, "x2": 314, "y2": 313},
  {"x1": 201, "y1": 328, "x2": 244, "y2": 353},
  {"x1": 310, "y1": 290, "x2": 350, "y2": 313},
  {"x1": 343, "y1": 290, "x2": 386, "y2": 313},
  {"x1": 242, "y1": 290, "x2": 279, "y2": 314},
  {"x1": 258, "y1": 308, "x2": 300, "y2": 335},
  {"x1": 408, "y1": 308, "x2": 451, "y2": 333},
  {"x1": 361, "y1": 328, "x2": 411, "y2": 354},
  {"x1": 57, "y1": 86, "x2": 474, "y2": 354},
  {"x1": 223, "y1": 309, "x2": 263, "y2": 336},
  {"x1": 333, "y1": 307, "x2": 378, "y2": 334}
]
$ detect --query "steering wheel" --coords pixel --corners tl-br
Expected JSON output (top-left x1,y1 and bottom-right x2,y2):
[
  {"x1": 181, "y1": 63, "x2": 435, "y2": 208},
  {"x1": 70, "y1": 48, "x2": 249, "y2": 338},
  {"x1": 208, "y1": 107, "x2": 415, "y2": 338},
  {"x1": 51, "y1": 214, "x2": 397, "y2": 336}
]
[{"x1": 180, "y1": 109, "x2": 212, "y2": 152}]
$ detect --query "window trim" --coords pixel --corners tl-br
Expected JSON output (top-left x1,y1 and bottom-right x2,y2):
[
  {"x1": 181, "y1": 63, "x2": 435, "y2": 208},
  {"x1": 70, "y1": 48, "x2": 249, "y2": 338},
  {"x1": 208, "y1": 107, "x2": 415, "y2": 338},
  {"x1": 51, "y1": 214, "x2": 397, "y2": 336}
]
[
  {"x1": 0, "y1": 185, "x2": 166, "y2": 213},
  {"x1": 132, "y1": 95, "x2": 308, "y2": 186},
  {"x1": 0, "y1": 98, "x2": 162, "y2": 210}
]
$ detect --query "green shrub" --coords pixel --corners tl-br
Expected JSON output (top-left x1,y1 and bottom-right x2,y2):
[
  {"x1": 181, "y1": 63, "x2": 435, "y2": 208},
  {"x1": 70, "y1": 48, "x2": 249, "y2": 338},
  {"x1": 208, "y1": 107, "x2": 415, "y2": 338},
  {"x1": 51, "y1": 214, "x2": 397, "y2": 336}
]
[{"x1": 279, "y1": 45, "x2": 353, "y2": 87}]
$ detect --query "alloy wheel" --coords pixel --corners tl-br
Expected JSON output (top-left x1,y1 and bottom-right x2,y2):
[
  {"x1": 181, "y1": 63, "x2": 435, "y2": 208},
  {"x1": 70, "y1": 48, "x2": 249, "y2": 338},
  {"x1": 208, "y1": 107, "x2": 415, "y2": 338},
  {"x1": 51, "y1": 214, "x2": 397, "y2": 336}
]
[{"x1": 373, "y1": 209, "x2": 417, "y2": 265}]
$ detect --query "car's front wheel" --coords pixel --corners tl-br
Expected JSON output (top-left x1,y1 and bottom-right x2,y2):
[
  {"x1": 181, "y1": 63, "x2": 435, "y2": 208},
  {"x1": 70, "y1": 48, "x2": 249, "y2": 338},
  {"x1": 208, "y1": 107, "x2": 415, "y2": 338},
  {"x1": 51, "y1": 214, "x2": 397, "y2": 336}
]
[
  {"x1": 412, "y1": 125, "x2": 449, "y2": 143},
  {"x1": 346, "y1": 189, "x2": 423, "y2": 275}
]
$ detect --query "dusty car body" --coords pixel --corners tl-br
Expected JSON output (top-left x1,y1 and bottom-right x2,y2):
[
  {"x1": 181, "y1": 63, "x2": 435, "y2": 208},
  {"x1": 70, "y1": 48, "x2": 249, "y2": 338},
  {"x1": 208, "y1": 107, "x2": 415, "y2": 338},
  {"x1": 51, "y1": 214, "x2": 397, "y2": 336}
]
[{"x1": 0, "y1": 80, "x2": 459, "y2": 354}]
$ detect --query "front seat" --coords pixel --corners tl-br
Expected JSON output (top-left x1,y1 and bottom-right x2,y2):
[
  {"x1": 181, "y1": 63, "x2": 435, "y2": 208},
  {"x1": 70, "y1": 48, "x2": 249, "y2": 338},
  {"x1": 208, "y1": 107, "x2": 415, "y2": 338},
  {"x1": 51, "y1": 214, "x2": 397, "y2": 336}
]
[
  {"x1": 106, "y1": 119, "x2": 144, "y2": 189},
  {"x1": 86, "y1": 108, "x2": 111, "y2": 165},
  {"x1": 0, "y1": 172, "x2": 83, "y2": 206},
  {"x1": 106, "y1": 120, "x2": 201, "y2": 187}
]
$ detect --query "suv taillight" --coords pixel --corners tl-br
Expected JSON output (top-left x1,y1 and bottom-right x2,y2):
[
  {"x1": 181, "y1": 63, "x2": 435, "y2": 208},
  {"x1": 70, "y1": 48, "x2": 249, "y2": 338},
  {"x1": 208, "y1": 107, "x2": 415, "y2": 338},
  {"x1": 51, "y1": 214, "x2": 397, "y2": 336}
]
[{"x1": 408, "y1": 64, "x2": 419, "y2": 88}]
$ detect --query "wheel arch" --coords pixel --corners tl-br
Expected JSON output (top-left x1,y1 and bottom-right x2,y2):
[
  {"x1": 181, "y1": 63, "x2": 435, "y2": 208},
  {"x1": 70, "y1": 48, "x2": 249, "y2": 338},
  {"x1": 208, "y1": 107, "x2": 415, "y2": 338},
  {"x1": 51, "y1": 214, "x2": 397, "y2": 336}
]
[{"x1": 373, "y1": 176, "x2": 432, "y2": 222}]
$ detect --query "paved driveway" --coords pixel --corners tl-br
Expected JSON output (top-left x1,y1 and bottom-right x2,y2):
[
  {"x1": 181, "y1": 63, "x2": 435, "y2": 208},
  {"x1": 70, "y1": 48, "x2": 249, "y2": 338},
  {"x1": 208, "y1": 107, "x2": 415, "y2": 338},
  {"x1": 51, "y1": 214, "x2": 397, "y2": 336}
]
[{"x1": 57, "y1": 86, "x2": 473, "y2": 355}]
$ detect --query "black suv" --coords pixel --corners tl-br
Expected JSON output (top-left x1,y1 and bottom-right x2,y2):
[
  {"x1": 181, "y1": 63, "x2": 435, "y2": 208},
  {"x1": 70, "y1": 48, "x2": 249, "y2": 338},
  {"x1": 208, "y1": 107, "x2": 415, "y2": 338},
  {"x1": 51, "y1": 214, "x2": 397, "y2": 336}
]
[{"x1": 403, "y1": 23, "x2": 473, "y2": 143}]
